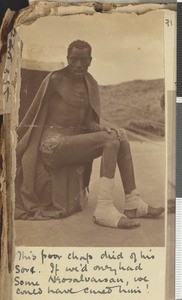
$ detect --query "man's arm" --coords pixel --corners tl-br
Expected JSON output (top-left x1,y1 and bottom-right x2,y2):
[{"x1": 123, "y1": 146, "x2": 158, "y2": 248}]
[
  {"x1": 85, "y1": 108, "x2": 111, "y2": 133},
  {"x1": 85, "y1": 108, "x2": 128, "y2": 141}
]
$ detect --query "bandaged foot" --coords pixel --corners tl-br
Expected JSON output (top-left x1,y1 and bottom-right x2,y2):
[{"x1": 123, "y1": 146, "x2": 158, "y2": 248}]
[
  {"x1": 93, "y1": 177, "x2": 140, "y2": 228},
  {"x1": 124, "y1": 190, "x2": 164, "y2": 219}
]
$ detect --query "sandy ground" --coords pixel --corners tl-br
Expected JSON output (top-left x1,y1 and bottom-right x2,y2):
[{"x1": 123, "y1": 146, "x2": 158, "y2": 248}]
[{"x1": 15, "y1": 140, "x2": 166, "y2": 247}]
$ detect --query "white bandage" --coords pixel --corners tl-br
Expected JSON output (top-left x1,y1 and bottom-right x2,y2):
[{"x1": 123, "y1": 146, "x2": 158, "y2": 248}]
[
  {"x1": 93, "y1": 177, "x2": 125, "y2": 228},
  {"x1": 125, "y1": 190, "x2": 148, "y2": 217}
]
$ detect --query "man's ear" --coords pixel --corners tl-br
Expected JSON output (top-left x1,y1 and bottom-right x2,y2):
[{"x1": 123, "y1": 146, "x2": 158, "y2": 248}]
[{"x1": 89, "y1": 56, "x2": 92, "y2": 66}]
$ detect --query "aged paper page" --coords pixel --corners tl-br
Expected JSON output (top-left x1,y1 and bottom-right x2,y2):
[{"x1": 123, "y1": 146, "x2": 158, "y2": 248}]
[
  {"x1": 164, "y1": 9, "x2": 176, "y2": 300},
  {"x1": 0, "y1": 2, "x2": 176, "y2": 299}
]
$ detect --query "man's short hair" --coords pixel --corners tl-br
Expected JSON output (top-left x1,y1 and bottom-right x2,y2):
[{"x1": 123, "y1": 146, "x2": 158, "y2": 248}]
[{"x1": 67, "y1": 40, "x2": 92, "y2": 57}]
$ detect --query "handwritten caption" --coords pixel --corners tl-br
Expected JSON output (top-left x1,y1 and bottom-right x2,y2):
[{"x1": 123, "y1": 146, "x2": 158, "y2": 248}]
[
  {"x1": 13, "y1": 247, "x2": 160, "y2": 298},
  {"x1": 3, "y1": 28, "x2": 17, "y2": 104}
]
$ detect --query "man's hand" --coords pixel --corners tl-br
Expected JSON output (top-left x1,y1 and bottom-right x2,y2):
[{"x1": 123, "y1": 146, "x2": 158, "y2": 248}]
[
  {"x1": 112, "y1": 128, "x2": 128, "y2": 141},
  {"x1": 87, "y1": 123, "x2": 112, "y2": 133},
  {"x1": 100, "y1": 126, "x2": 112, "y2": 133},
  {"x1": 87, "y1": 123, "x2": 128, "y2": 141},
  {"x1": 101, "y1": 126, "x2": 128, "y2": 141}
]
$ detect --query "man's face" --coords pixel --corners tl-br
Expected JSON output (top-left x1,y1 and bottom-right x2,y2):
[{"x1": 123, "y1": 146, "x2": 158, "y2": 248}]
[{"x1": 67, "y1": 47, "x2": 92, "y2": 78}]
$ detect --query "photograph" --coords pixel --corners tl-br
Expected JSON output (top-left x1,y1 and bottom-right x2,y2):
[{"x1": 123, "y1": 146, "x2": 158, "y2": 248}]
[{"x1": 14, "y1": 10, "x2": 166, "y2": 247}]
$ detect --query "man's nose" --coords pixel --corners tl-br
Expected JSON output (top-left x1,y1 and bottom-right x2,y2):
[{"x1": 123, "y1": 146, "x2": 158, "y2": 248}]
[{"x1": 75, "y1": 59, "x2": 82, "y2": 67}]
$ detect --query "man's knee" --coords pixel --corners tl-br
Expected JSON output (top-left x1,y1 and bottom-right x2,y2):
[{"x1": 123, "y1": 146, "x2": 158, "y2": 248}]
[
  {"x1": 96, "y1": 131, "x2": 120, "y2": 150},
  {"x1": 119, "y1": 138, "x2": 131, "y2": 154},
  {"x1": 117, "y1": 128, "x2": 128, "y2": 142}
]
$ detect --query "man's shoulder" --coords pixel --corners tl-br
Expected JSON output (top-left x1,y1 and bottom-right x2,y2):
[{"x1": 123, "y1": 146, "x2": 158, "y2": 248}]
[
  {"x1": 47, "y1": 68, "x2": 99, "y2": 86},
  {"x1": 50, "y1": 67, "x2": 67, "y2": 82}
]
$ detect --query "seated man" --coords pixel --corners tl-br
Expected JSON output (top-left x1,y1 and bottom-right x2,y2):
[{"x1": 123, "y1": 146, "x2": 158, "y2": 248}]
[{"x1": 15, "y1": 40, "x2": 164, "y2": 228}]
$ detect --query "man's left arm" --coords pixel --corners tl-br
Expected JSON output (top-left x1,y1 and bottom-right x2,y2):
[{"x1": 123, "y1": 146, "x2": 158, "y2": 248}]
[
  {"x1": 85, "y1": 108, "x2": 127, "y2": 141},
  {"x1": 85, "y1": 108, "x2": 111, "y2": 133}
]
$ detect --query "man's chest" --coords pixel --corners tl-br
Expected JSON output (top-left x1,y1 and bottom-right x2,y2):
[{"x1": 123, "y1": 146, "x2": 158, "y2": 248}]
[
  {"x1": 52, "y1": 77, "x2": 89, "y2": 109},
  {"x1": 46, "y1": 76, "x2": 90, "y2": 126}
]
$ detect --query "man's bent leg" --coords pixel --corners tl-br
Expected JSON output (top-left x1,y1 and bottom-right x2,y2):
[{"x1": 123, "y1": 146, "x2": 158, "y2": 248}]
[
  {"x1": 116, "y1": 132, "x2": 164, "y2": 218},
  {"x1": 40, "y1": 131, "x2": 118, "y2": 172},
  {"x1": 40, "y1": 131, "x2": 140, "y2": 228},
  {"x1": 117, "y1": 139, "x2": 136, "y2": 195},
  {"x1": 93, "y1": 176, "x2": 140, "y2": 228},
  {"x1": 92, "y1": 136, "x2": 139, "y2": 228}
]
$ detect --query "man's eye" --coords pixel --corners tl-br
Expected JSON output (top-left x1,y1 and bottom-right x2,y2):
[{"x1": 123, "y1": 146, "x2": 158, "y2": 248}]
[
  {"x1": 70, "y1": 57, "x2": 77, "y2": 63},
  {"x1": 70, "y1": 57, "x2": 89, "y2": 63}
]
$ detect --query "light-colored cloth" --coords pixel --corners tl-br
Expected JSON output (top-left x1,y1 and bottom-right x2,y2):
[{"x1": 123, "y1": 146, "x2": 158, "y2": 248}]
[
  {"x1": 94, "y1": 177, "x2": 126, "y2": 228},
  {"x1": 125, "y1": 189, "x2": 148, "y2": 217}
]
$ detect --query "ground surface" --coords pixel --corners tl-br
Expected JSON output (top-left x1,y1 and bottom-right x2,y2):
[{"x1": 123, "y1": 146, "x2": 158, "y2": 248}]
[{"x1": 15, "y1": 138, "x2": 166, "y2": 247}]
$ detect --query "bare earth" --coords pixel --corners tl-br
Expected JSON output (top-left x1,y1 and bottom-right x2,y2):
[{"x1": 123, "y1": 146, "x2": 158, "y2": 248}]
[{"x1": 15, "y1": 139, "x2": 166, "y2": 247}]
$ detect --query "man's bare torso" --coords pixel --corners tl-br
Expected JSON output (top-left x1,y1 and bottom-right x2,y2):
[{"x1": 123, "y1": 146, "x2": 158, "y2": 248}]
[{"x1": 43, "y1": 71, "x2": 90, "y2": 136}]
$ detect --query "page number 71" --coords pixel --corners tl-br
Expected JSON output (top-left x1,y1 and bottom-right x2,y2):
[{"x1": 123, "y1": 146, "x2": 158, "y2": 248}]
[{"x1": 165, "y1": 19, "x2": 173, "y2": 26}]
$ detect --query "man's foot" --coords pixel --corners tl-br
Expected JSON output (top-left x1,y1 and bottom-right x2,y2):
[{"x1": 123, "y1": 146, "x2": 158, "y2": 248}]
[
  {"x1": 124, "y1": 206, "x2": 164, "y2": 219},
  {"x1": 125, "y1": 190, "x2": 164, "y2": 218},
  {"x1": 117, "y1": 216, "x2": 140, "y2": 228},
  {"x1": 93, "y1": 206, "x2": 140, "y2": 229}
]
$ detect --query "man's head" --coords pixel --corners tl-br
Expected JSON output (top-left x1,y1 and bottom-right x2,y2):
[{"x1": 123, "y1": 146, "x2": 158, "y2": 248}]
[{"x1": 67, "y1": 40, "x2": 92, "y2": 78}]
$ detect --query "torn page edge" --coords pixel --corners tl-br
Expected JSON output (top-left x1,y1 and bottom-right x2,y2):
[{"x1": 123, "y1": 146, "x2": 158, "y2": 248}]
[
  {"x1": 0, "y1": 3, "x2": 177, "y2": 300},
  {"x1": 0, "y1": 29, "x2": 22, "y2": 300},
  {"x1": 14, "y1": 2, "x2": 176, "y2": 27}
]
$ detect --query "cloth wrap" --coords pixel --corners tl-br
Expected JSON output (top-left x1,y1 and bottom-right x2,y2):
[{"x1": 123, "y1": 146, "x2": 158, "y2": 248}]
[{"x1": 15, "y1": 67, "x2": 100, "y2": 220}]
